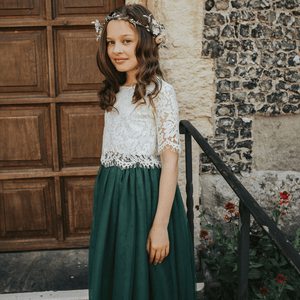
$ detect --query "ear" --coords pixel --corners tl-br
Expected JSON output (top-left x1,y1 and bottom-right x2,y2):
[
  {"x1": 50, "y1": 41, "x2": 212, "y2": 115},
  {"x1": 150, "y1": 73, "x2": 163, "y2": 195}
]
[{"x1": 152, "y1": 36, "x2": 157, "y2": 49}]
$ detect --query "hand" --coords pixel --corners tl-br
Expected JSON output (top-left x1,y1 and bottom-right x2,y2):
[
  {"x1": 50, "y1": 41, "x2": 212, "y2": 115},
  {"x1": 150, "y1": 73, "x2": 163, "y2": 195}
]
[{"x1": 146, "y1": 225, "x2": 170, "y2": 265}]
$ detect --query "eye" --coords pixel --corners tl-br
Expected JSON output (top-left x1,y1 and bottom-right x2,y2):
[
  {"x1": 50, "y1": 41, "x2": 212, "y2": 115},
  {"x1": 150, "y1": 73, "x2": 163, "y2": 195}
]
[
  {"x1": 107, "y1": 41, "x2": 114, "y2": 45},
  {"x1": 124, "y1": 39, "x2": 132, "y2": 44}
]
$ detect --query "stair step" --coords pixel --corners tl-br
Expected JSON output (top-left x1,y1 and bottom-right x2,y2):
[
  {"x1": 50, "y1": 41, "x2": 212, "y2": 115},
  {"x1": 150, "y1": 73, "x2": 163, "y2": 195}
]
[{"x1": 0, "y1": 290, "x2": 88, "y2": 300}]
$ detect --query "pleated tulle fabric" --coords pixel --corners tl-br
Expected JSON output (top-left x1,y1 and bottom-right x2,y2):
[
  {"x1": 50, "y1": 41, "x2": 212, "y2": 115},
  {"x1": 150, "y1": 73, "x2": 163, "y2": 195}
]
[{"x1": 88, "y1": 165, "x2": 197, "y2": 300}]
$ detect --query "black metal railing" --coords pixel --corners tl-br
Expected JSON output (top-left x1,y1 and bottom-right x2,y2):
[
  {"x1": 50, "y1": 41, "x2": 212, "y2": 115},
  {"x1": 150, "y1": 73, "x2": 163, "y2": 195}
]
[{"x1": 179, "y1": 120, "x2": 300, "y2": 300}]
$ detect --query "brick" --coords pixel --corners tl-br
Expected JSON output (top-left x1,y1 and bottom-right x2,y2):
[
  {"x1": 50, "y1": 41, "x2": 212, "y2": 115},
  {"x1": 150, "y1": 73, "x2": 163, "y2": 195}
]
[
  {"x1": 217, "y1": 117, "x2": 234, "y2": 128},
  {"x1": 216, "y1": 105, "x2": 235, "y2": 116},
  {"x1": 221, "y1": 25, "x2": 235, "y2": 38},
  {"x1": 204, "y1": 26, "x2": 221, "y2": 40},
  {"x1": 216, "y1": 93, "x2": 231, "y2": 102},
  {"x1": 236, "y1": 140, "x2": 253, "y2": 149},
  {"x1": 249, "y1": 0, "x2": 271, "y2": 10},
  {"x1": 233, "y1": 91, "x2": 247, "y2": 103},
  {"x1": 205, "y1": 13, "x2": 226, "y2": 26},
  {"x1": 237, "y1": 104, "x2": 256, "y2": 115},
  {"x1": 217, "y1": 80, "x2": 231, "y2": 92},
  {"x1": 205, "y1": 0, "x2": 215, "y2": 11}
]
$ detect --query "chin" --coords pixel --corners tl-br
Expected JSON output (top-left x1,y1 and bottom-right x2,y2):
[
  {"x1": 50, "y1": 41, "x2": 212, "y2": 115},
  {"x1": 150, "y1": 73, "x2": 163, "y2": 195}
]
[
  {"x1": 114, "y1": 66, "x2": 128, "y2": 72},
  {"x1": 113, "y1": 62, "x2": 139, "y2": 74}
]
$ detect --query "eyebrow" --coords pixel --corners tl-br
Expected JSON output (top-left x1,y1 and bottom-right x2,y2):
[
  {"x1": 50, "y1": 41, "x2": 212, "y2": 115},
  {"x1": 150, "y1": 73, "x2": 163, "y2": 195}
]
[{"x1": 106, "y1": 34, "x2": 135, "y2": 39}]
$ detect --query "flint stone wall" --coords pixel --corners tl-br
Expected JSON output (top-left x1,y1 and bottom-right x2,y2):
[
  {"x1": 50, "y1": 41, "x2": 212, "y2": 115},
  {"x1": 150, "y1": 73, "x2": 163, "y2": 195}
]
[
  {"x1": 202, "y1": 0, "x2": 300, "y2": 174},
  {"x1": 201, "y1": 0, "x2": 300, "y2": 247}
]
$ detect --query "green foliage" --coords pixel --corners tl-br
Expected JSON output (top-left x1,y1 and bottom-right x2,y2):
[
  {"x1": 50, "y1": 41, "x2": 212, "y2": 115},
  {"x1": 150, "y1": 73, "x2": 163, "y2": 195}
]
[{"x1": 198, "y1": 195, "x2": 300, "y2": 300}]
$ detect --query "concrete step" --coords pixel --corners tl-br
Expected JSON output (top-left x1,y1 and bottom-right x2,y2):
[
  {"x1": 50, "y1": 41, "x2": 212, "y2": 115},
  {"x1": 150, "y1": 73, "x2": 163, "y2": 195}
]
[{"x1": 0, "y1": 290, "x2": 88, "y2": 300}]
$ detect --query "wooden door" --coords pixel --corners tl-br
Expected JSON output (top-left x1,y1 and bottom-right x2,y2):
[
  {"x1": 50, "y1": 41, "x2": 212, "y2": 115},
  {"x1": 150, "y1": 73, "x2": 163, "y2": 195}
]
[{"x1": 0, "y1": 0, "x2": 124, "y2": 252}]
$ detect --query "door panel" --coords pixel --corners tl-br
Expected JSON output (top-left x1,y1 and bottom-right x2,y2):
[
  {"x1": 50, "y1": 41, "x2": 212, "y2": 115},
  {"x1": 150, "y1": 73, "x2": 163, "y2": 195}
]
[
  {"x1": 54, "y1": 0, "x2": 110, "y2": 17},
  {"x1": 1, "y1": 179, "x2": 55, "y2": 239},
  {"x1": 63, "y1": 176, "x2": 95, "y2": 237},
  {"x1": 0, "y1": 0, "x2": 43, "y2": 17},
  {"x1": 0, "y1": 105, "x2": 52, "y2": 169},
  {"x1": 0, "y1": 0, "x2": 125, "y2": 252},
  {"x1": 55, "y1": 28, "x2": 104, "y2": 95},
  {"x1": 0, "y1": 29, "x2": 49, "y2": 95},
  {"x1": 59, "y1": 104, "x2": 104, "y2": 168},
  {"x1": 64, "y1": 0, "x2": 104, "y2": 7}
]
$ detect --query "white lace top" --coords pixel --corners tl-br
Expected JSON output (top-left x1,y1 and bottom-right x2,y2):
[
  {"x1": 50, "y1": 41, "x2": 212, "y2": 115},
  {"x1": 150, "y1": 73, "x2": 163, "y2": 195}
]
[{"x1": 100, "y1": 79, "x2": 181, "y2": 169}]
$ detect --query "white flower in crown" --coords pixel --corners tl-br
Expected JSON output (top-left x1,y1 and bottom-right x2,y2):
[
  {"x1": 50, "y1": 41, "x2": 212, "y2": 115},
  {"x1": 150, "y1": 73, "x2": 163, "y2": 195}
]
[
  {"x1": 153, "y1": 26, "x2": 160, "y2": 36},
  {"x1": 152, "y1": 19, "x2": 158, "y2": 26},
  {"x1": 91, "y1": 19, "x2": 103, "y2": 41},
  {"x1": 92, "y1": 19, "x2": 100, "y2": 32}
]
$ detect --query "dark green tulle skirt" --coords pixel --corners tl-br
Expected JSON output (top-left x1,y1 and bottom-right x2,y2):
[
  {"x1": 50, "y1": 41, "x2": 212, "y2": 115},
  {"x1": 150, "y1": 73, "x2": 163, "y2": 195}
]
[{"x1": 88, "y1": 165, "x2": 197, "y2": 300}]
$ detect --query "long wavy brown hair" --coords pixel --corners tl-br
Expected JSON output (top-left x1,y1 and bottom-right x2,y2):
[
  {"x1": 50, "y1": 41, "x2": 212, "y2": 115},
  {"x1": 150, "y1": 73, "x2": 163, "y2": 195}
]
[{"x1": 97, "y1": 4, "x2": 164, "y2": 112}]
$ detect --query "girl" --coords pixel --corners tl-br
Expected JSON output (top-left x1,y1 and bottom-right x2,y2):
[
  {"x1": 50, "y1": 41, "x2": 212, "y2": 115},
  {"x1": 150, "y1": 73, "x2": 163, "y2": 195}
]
[{"x1": 89, "y1": 4, "x2": 197, "y2": 300}]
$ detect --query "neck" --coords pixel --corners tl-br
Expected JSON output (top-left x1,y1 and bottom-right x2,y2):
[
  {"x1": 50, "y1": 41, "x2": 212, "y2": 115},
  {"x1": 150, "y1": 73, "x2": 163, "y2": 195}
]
[
  {"x1": 125, "y1": 68, "x2": 139, "y2": 86},
  {"x1": 124, "y1": 80, "x2": 136, "y2": 86}
]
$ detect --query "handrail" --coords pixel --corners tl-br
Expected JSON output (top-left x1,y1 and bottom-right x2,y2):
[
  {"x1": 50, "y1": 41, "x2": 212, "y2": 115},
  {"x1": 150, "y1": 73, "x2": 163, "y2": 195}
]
[{"x1": 179, "y1": 120, "x2": 300, "y2": 300}]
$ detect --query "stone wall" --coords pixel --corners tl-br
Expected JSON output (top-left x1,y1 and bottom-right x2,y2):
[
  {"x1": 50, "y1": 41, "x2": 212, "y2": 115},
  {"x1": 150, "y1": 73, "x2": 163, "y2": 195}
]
[
  {"x1": 200, "y1": 170, "x2": 300, "y2": 239},
  {"x1": 201, "y1": 0, "x2": 300, "y2": 174},
  {"x1": 198, "y1": 0, "x2": 300, "y2": 251}
]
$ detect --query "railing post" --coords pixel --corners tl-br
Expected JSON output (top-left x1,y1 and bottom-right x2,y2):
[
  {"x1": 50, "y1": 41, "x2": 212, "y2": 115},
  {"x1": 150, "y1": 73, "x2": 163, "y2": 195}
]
[
  {"x1": 180, "y1": 123, "x2": 194, "y2": 245},
  {"x1": 237, "y1": 200, "x2": 250, "y2": 300}
]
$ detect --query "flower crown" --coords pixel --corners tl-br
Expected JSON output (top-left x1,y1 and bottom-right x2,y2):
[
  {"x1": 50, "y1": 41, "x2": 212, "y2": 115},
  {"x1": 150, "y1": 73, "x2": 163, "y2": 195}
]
[{"x1": 92, "y1": 13, "x2": 167, "y2": 48}]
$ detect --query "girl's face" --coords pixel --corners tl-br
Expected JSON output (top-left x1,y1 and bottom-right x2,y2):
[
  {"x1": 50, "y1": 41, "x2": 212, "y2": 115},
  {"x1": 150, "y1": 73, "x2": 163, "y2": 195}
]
[{"x1": 106, "y1": 20, "x2": 139, "y2": 78}]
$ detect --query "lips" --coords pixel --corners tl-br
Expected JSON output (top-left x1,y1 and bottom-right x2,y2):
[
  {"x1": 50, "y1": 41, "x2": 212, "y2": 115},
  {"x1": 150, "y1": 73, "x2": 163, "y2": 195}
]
[{"x1": 115, "y1": 58, "x2": 128, "y2": 62}]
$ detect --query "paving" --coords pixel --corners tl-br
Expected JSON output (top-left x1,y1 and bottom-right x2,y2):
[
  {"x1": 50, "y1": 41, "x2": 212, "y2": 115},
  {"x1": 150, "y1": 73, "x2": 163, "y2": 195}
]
[
  {"x1": 0, "y1": 249, "x2": 88, "y2": 295},
  {"x1": 0, "y1": 248, "x2": 204, "y2": 299}
]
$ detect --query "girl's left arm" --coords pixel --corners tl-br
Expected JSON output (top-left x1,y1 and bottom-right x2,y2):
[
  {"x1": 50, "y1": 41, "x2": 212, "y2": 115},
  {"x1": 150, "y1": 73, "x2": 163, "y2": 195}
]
[
  {"x1": 147, "y1": 149, "x2": 178, "y2": 265},
  {"x1": 147, "y1": 84, "x2": 181, "y2": 266},
  {"x1": 153, "y1": 148, "x2": 178, "y2": 229}
]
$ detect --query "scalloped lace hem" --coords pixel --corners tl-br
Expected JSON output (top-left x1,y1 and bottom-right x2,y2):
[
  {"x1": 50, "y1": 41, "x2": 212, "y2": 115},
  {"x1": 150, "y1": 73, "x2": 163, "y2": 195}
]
[
  {"x1": 158, "y1": 141, "x2": 181, "y2": 155},
  {"x1": 101, "y1": 153, "x2": 161, "y2": 170}
]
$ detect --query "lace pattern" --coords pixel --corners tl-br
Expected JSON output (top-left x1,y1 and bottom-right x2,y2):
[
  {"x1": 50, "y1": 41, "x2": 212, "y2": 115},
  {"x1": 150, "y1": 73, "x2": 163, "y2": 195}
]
[
  {"x1": 100, "y1": 79, "x2": 181, "y2": 169},
  {"x1": 154, "y1": 84, "x2": 181, "y2": 154},
  {"x1": 101, "y1": 152, "x2": 161, "y2": 169}
]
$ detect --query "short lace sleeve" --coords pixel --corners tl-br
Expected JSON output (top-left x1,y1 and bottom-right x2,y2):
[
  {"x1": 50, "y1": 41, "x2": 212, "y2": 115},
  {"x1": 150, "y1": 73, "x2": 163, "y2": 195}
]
[{"x1": 154, "y1": 83, "x2": 181, "y2": 154}]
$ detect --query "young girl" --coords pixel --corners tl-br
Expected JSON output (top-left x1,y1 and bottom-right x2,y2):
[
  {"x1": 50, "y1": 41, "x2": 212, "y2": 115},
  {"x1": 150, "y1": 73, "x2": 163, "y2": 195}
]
[{"x1": 89, "y1": 4, "x2": 197, "y2": 300}]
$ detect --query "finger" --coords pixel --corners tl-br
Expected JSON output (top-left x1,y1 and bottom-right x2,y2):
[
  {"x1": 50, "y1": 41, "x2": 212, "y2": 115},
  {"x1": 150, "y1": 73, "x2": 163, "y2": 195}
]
[
  {"x1": 165, "y1": 244, "x2": 170, "y2": 256},
  {"x1": 158, "y1": 248, "x2": 166, "y2": 264},
  {"x1": 146, "y1": 238, "x2": 150, "y2": 254},
  {"x1": 149, "y1": 248, "x2": 156, "y2": 264},
  {"x1": 153, "y1": 249, "x2": 161, "y2": 265}
]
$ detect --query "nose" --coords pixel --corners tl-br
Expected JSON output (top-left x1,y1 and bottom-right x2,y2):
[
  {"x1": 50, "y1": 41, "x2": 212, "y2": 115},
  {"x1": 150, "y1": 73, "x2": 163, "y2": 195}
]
[{"x1": 113, "y1": 42, "x2": 123, "y2": 54}]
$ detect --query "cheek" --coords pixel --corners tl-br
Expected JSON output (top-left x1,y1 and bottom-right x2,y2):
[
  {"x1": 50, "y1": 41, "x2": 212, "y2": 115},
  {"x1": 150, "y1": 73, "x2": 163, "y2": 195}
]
[
  {"x1": 131, "y1": 45, "x2": 138, "y2": 61},
  {"x1": 107, "y1": 47, "x2": 114, "y2": 62},
  {"x1": 107, "y1": 46, "x2": 112, "y2": 57}
]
